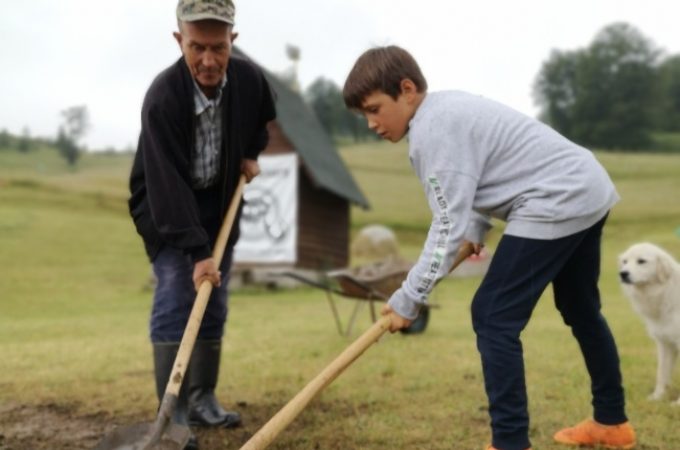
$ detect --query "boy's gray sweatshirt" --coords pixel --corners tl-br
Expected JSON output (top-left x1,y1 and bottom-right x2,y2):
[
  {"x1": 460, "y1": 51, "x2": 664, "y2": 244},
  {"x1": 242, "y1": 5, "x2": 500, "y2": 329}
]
[{"x1": 389, "y1": 91, "x2": 619, "y2": 320}]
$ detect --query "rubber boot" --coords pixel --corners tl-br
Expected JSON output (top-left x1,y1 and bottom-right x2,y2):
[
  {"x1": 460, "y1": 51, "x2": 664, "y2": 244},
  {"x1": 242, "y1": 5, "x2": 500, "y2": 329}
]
[
  {"x1": 153, "y1": 342, "x2": 199, "y2": 450},
  {"x1": 188, "y1": 340, "x2": 242, "y2": 428}
]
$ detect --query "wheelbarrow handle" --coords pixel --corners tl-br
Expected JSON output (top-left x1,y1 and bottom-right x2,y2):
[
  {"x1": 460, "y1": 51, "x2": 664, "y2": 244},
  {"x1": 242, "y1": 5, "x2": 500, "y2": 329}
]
[{"x1": 239, "y1": 242, "x2": 476, "y2": 450}]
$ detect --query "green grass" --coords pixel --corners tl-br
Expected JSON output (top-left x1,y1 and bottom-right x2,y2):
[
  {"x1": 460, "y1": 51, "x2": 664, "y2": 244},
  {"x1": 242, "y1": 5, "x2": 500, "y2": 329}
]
[
  {"x1": 1, "y1": 145, "x2": 680, "y2": 449},
  {"x1": 651, "y1": 132, "x2": 680, "y2": 152}
]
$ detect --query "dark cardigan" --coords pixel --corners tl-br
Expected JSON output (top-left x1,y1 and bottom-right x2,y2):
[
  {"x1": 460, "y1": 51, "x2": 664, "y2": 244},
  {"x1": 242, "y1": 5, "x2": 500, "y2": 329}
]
[{"x1": 128, "y1": 56, "x2": 276, "y2": 262}]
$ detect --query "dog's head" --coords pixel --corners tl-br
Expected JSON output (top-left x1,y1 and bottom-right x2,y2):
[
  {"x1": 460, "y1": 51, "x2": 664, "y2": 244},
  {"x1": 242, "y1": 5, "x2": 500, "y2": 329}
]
[{"x1": 618, "y1": 243, "x2": 675, "y2": 287}]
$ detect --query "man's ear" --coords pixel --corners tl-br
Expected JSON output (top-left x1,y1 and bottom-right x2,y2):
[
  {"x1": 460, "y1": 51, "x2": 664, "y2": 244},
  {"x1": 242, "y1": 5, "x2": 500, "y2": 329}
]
[
  {"x1": 173, "y1": 31, "x2": 183, "y2": 47},
  {"x1": 230, "y1": 31, "x2": 239, "y2": 43}
]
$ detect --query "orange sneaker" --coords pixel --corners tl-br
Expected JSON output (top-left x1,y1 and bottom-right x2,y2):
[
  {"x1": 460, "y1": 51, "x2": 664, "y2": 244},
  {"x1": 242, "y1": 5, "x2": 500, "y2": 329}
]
[{"x1": 553, "y1": 419, "x2": 636, "y2": 449}]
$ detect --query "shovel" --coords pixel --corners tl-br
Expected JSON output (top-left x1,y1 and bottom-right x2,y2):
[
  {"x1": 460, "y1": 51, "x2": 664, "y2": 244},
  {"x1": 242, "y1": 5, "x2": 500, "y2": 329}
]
[
  {"x1": 239, "y1": 241, "x2": 476, "y2": 450},
  {"x1": 95, "y1": 175, "x2": 247, "y2": 450}
]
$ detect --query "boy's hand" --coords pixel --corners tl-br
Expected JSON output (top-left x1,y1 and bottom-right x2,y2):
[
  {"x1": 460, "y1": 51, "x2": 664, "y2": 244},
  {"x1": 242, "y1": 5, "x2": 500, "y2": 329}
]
[
  {"x1": 462, "y1": 239, "x2": 483, "y2": 256},
  {"x1": 380, "y1": 303, "x2": 413, "y2": 333},
  {"x1": 193, "y1": 257, "x2": 221, "y2": 291}
]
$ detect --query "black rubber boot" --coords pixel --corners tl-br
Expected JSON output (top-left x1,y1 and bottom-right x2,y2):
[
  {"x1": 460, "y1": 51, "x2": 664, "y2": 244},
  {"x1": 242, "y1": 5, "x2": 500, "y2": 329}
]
[
  {"x1": 153, "y1": 342, "x2": 199, "y2": 450},
  {"x1": 188, "y1": 340, "x2": 242, "y2": 428}
]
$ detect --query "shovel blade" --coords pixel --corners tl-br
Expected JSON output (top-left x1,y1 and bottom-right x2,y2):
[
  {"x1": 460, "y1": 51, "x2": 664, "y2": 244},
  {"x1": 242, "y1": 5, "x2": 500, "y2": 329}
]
[{"x1": 94, "y1": 421, "x2": 191, "y2": 450}]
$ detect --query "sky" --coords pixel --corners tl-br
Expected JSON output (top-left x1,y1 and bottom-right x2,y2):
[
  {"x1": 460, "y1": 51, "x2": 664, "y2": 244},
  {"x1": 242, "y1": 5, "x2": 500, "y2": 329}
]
[{"x1": 1, "y1": 0, "x2": 679, "y2": 151}]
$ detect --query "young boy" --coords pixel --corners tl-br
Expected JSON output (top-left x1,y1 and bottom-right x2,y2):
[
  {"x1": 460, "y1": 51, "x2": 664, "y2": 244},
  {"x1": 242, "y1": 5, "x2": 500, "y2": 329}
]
[{"x1": 343, "y1": 46, "x2": 636, "y2": 450}]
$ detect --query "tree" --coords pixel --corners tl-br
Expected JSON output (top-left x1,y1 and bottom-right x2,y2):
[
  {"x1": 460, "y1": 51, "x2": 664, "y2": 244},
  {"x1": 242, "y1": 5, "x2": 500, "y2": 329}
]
[
  {"x1": 533, "y1": 49, "x2": 583, "y2": 137},
  {"x1": 17, "y1": 127, "x2": 33, "y2": 152},
  {"x1": 56, "y1": 105, "x2": 89, "y2": 166},
  {"x1": 342, "y1": 110, "x2": 374, "y2": 143},
  {"x1": 61, "y1": 105, "x2": 90, "y2": 142},
  {"x1": 653, "y1": 55, "x2": 680, "y2": 132},
  {"x1": 55, "y1": 127, "x2": 79, "y2": 166},
  {"x1": 534, "y1": 22, "x2": 659, "y2": 149},
  {"x1": 305, "y1": 77, "x2": 376, "y2": 143},
  {"x1": 305, "y1": 77, "x2": 344, "y2": 136},
  {"x1": 0, "y1": 129, "x2": 10, "y2": 150}
]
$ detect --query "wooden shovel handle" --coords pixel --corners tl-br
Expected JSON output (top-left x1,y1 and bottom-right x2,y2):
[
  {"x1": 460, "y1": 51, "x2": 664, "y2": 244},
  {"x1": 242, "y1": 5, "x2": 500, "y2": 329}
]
[
  {"x1": 239, "y1": 241, "x2": 476, "y2": 450},
  {"x1": 449, "y1": 240, "x2": 476, "y2": 274},
  {"x1": 165, "y1": 174, "x2": 247, "y2": 397}
]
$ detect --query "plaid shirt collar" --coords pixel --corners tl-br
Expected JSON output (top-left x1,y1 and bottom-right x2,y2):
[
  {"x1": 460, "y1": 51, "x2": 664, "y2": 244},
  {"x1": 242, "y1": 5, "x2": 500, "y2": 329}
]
[{"x1": 193, "y1": 76, "x2": 228, "y2": 115}]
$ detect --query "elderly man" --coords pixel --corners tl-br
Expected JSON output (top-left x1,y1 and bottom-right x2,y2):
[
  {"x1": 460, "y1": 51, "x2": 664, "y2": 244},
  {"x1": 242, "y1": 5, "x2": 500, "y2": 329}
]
[{"x1": 128, "y1": 1, "x2": 275, "y2": 447}]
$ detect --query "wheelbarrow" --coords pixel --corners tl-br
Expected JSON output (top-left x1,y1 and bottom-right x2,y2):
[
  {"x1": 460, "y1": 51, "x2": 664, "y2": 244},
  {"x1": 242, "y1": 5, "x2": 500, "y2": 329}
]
[{"x1": 283, "y1": 257, "x2": 432, "y2": 336}]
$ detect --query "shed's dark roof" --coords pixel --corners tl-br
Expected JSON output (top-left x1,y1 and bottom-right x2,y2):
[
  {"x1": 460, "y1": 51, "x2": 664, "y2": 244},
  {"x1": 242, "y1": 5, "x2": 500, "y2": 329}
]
[{"x1": 234, "y1": 47, "x2": 370, "y2": 209}]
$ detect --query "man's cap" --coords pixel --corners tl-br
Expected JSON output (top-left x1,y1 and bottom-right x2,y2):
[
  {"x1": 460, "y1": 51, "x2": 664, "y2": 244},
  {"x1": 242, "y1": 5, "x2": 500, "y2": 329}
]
[{"x1": 177, "y1": 0, "x2": 235, "y2": 25}]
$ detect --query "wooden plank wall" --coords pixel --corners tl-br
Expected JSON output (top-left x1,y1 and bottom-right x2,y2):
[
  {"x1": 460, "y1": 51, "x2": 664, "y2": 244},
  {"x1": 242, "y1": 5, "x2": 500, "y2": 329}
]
[{"x1": 296, "y1": 172, "x2": 349, "y2": 270}]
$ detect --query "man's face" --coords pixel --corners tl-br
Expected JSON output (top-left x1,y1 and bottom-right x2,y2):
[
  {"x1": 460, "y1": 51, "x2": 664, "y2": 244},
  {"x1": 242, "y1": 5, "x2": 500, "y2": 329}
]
[
  {"x1": 174, "y1": 20, "x2": 235, "y2": 95},
  {"x1": 360, "y1": 90, "x2": 413, "y2": 143}
]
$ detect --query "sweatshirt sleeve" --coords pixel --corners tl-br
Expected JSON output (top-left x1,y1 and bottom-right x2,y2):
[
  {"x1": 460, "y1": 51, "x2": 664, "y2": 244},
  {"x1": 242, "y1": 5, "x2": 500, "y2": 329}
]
[
  {"x1": 388, "y1": 170, "x2": 479, "y2": 319},
  {"x1": 465, "y1": 210, "x2": 493, "y2": 243}
]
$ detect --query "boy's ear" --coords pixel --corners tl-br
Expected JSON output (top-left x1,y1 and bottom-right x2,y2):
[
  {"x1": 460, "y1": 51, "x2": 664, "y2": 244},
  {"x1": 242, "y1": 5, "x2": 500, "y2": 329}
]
[{"x1": 400, "y1": 78, "x2": 418, "y2": 100}]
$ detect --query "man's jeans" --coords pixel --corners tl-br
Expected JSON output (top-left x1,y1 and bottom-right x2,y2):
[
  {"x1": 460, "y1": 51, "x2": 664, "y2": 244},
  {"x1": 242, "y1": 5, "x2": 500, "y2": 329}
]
[{"x1": 150, "y1": 245, "x2": 233, "y2": 343}]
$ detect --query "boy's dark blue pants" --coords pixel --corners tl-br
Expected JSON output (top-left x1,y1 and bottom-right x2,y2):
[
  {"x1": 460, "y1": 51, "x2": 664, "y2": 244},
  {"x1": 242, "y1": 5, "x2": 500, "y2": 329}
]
[
  {"x1": 471, "y1": 214, "x2": 626, "y2": 450},
  {"x1": 150, "y1": 245, "x2": 233, "y2": 343}
]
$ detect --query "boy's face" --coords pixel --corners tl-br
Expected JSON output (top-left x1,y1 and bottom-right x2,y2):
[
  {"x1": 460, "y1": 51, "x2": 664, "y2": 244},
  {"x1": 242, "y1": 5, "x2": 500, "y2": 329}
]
[{"x1": 360, "y1": 79, "x2": 422, "y2": 142}]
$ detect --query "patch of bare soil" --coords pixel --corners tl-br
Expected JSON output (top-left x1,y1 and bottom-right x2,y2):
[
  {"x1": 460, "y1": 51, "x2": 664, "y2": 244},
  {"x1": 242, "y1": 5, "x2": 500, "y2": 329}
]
[
  {"x1": 0, "y1": 399, "x2": 357, "y2": 450},
  {"x1": 0, "y1": 402, "x2": 112, "y2": 450}
]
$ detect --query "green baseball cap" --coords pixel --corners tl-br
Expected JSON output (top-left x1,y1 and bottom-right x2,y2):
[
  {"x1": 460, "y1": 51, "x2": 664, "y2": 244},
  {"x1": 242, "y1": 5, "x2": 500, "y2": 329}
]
[{"x1": 176, "y1": 0, "x2": 235, "y2": 25}]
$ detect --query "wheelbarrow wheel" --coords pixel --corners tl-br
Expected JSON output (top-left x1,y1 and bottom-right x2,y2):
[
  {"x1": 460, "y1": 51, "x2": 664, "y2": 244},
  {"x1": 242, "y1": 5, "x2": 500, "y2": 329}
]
[{"x1": 400, "y1": 305, "x2": 430, "y2": 334}]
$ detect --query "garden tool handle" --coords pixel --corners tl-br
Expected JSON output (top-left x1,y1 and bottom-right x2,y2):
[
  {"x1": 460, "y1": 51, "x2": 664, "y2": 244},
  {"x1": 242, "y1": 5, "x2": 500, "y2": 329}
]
[
  {"x1": 165, "y1": 174, "x2": 246, "y2": 397},
  {"x1": 239, "y1": 241, "x2": 476, "y2": 450},
  {"x1": 450, "y1": 240, "x2": 476, "y2": 273},
  {"x1": 239, "y1": 315, "x2": 392, "y2": 450}
]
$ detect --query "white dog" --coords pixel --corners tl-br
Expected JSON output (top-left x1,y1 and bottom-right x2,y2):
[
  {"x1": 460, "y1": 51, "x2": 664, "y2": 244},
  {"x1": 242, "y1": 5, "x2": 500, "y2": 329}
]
[{"x1": 619, "y1": 242, "x2": 680, "y2": 403}]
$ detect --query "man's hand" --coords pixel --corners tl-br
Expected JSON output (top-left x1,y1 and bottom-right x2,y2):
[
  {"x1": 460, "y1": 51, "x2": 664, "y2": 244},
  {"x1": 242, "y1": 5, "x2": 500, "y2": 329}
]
[
  {"x1": 193, "y1": 257, "x2": 221, "y2": 291},
  {"x1": 241, "y1": 159, "x2": 261, "y2": 183},
  {"x1": 380, "y1": 303, "x2": 413, "y2": 333}
]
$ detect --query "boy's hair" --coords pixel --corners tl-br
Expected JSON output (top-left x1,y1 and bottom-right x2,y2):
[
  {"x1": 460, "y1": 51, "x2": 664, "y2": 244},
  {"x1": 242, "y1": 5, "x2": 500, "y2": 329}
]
[{"x1": 343, "y1": 45, "x2": 428, "y2": 110}]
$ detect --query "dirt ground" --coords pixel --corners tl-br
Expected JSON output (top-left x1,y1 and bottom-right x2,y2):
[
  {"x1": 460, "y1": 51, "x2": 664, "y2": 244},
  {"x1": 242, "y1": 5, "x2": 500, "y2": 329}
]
[
  {"x1": 0, "y1": 402, "x2": 110, "y2": 450},
  {"x1": 0, "y1": 401, "x2": 265, "y2": 450},
  {"x1": 0, "y1": 399, "x2": 667, "y2": 449},
  {"x1": 0, "y1": 402, "x2": 356, "y2": 450}
]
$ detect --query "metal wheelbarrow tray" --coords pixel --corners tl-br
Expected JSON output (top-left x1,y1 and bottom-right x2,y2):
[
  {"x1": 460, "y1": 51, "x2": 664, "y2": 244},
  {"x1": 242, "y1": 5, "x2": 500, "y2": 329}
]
[{"x1": 283, "y1": 258, "x2": 432, "y2": 336}]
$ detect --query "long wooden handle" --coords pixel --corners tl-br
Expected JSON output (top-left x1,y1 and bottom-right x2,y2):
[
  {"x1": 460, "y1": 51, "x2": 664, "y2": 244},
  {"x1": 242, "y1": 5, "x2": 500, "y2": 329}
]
[
  {"x1": 165, "y1": 175, "x2": 247, "y2": 397},
  {"x1": 449, "y1": 241, "x2": 476, "y2": 274},
  {"x1": 239, "y1": 315, "x2": 391, "y2": 450},
  {"x1": 240, "y1": 241, "x2": 476, "y2": 450}
]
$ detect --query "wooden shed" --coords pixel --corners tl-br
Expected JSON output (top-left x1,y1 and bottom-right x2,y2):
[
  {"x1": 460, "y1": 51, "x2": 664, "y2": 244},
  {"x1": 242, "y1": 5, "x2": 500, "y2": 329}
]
[{"x1": 232, "y1": 48, "x2": 370, "y2": 273}]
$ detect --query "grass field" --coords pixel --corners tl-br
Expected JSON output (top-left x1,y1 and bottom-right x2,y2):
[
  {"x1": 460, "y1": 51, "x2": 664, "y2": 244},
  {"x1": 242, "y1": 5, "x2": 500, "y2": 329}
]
[{"x1": 1, "y1": 145, "x2": 680, "y2": 449}]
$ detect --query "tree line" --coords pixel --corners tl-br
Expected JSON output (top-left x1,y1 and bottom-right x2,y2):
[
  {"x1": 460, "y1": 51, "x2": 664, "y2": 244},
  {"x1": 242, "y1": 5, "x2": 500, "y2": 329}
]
[
  {"x1": 3, "y1": 22, "x2": 678, "y2": 164},
  {"x1": 532, "y1": 22, "x2": 678, "y2": 150},
  {"x1": 0, "y1": 105, "x2": 90, "y2": 166},
  {"x1": 307, "y1": 22, "x2": 680, "y2": 151}
]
